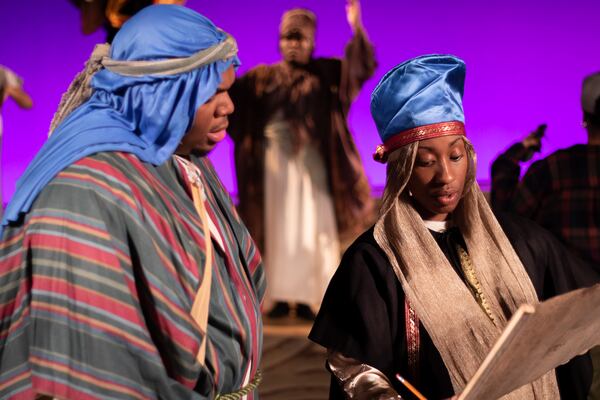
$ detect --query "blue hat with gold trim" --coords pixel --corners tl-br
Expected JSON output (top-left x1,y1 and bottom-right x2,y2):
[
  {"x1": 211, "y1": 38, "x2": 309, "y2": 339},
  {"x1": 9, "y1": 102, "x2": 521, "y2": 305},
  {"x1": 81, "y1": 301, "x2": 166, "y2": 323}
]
[{"x1": 371, "y1": 54, "x2": 466, "y2": 163}]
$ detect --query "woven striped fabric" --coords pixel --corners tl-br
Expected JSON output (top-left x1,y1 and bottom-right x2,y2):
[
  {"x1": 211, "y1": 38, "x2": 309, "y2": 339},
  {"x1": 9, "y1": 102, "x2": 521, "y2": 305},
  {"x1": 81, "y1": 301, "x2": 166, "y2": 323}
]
[{"x1": 0, "y1": 152, "x2": 265, "y2": 399}]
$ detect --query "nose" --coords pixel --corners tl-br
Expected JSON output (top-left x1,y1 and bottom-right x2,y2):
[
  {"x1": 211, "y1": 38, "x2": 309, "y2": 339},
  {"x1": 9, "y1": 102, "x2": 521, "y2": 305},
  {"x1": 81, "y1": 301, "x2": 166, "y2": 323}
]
[
  {"x1": 435, "y1": 159, "x2": 455, "y2": 185},
  {"x1": 217, "y1": 93, "x2": 234, "y2": 117}
]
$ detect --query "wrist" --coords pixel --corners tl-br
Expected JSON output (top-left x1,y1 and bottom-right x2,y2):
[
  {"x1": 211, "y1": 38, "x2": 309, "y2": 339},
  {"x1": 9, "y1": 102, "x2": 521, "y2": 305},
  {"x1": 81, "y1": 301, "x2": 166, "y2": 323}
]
[{"x1": 351, "y1": 22, "x2": 364, "y2": 35}]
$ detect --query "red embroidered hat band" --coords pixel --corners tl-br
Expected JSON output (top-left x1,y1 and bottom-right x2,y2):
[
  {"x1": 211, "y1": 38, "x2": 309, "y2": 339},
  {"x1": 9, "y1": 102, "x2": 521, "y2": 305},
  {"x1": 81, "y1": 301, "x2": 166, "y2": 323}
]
[{"x1": 373, "y1": 121, "x2": 466, "y2": 163}]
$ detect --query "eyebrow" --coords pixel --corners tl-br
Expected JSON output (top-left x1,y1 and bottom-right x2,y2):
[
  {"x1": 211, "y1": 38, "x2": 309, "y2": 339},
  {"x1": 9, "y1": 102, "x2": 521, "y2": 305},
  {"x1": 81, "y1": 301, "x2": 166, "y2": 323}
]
[{"x1": 418, "y1": 137, "x2": 462, "y2": 151}]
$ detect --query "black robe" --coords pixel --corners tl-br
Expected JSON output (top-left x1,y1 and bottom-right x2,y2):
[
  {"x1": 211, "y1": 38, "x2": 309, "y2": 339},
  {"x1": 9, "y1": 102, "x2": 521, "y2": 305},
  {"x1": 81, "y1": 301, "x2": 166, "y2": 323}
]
[{"x1": 309, "y1": 212, "x2": 598, "y2": 399}]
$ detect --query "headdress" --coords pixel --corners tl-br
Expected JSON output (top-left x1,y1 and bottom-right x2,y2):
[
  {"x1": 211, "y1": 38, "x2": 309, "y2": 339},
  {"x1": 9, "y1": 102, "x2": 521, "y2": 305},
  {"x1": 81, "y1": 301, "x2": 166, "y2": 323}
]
[
  {"x1": 2, "y1": 5, "x2": 239, "y2": 229},
  {"x1": 371, "y1": 55, "x2": 466, "y2": 163},
  {"x1": 279, "y1": 8, "x2": 316, "y2": 38}
]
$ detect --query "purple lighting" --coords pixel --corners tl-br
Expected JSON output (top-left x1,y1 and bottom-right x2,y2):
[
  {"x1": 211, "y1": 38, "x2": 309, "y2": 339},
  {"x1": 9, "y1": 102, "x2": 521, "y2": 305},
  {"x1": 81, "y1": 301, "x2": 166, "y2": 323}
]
[{"x1": 1, "y1": 1, "x2": 599, "y2": 202}]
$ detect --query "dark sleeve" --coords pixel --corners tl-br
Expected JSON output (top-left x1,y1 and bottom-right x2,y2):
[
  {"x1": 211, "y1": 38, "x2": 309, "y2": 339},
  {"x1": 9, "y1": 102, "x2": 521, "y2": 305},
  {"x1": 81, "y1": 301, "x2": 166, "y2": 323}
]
[
  {"x1": 309, "y1": 232, "x2": 402, "y2": 378},
  {"x1": 490, "y1": 143, "x2": 525, "y2": 211},
  {"x1": 496, "y1": 212, "x2": 597, "y2": 400},
  {"x1": 340, "y1": 27, "x2": 377, "y2": 104},
  {"x1": 510, "y1": 159, "x2": 552, "y2": 219},
  {"x1": 497, "y1": 211, "x2": 600, "y2": 298}
]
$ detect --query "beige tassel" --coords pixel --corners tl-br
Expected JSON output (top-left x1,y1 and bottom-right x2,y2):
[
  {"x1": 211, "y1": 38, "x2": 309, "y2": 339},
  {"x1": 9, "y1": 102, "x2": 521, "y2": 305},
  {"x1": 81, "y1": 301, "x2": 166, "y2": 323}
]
[{"x1": 49, "y1": 43, "x2": 110, "y2": 135}]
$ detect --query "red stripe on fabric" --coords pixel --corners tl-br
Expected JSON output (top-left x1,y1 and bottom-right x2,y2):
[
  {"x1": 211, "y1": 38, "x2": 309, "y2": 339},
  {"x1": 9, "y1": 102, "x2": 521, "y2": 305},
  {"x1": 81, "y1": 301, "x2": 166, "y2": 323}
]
[
  {"x1": 58, "y1": 171, "x2": 138, "y2": 213},
  {"x1": 31, "y1": 356, "x2": 151, "y2": 400},
  {"x1": 200, "y1": 167, "x2": 262, "y2": 375},
  {"x1": 135, "y1": 300, "x2": 201, "y2": 365},
  {"x1": 122, "y1": 154, "x2": 208, "y2": 299},
  {"x1": 245, "y1": 242, "x2": 262, "y2": 276},
  {"x1": 0, "y1": 281, "x2": 30, "y2": 340},
  {"x1": 0, "y1": 252, "x2": 23, "y2": 278},
  {"x1": 205, "y1": 204, "x2": 260, "y2": 374},
  {"x1": 0, "y1": 370, "x2": 32, "y2": 393},
  {"x1": 34, "y1": 273, "x2": 205, "y2": 362},
  {"x1": 27, "y1": 215, "x2": 110, "y2": 240},
  {"x1": 31, "y1": 301, "x2": 156, "y2": 355},
  {"x1": 3, "y1": 387, "x2": 35, "y2": 400},
  {"x1": 33, "y1": 276, "x2": 138, "y2": 322},
  {"x1": 32, "y1": 375, "x2": 102, "y2": 400},
  {"x1": 25, "y1": 215, "x2": 132, "y2": 268},
  {"x1": 0, "y1": 230, "x2": 25, "y2": 250},
  {"x1": 120, "y1": 170, "x2": 199, "y2": 277},
  {"x1": 30, "y1": 240, "x2": 119, "y2": 272}
]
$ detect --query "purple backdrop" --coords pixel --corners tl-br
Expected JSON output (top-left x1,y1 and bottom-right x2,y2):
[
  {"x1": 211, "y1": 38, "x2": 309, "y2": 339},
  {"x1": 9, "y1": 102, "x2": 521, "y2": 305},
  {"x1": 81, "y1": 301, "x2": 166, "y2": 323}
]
[{"x1": 1, "y1": 1, "x2": 599, "y2": 201}]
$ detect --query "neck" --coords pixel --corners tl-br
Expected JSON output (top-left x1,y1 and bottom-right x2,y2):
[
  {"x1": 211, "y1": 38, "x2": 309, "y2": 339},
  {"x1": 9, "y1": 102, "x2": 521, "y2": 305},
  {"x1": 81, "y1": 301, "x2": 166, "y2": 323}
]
[{"x1": 284, "y1": 59, "x2": 310, "y2": 69}]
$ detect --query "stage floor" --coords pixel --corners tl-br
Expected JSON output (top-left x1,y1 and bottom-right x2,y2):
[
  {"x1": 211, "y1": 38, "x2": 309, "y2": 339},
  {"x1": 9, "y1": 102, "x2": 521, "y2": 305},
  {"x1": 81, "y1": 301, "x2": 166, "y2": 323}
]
[{"x1": 259, "y1": 316, "x2": 330, "y2": 399}]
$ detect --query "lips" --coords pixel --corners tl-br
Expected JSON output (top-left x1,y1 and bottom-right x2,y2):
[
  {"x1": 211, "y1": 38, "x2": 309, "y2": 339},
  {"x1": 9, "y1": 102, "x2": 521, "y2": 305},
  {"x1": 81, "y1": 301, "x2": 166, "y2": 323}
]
[
  {"x1": 432, "y1": 191, "x2": 459, "y2": 207},
  {"x1": 207, "y1": 129, "x2": 227, "y2": 144}
]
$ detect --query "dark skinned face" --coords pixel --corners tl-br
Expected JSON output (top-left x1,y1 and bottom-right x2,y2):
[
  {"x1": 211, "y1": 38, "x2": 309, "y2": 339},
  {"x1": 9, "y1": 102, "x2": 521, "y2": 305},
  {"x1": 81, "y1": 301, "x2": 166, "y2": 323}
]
[
  {"x1": 279, "y1": 30, "x2": 314, "y2": 65},
  {"x1": 406, "y1": 135, "x2": 468, "y2": 221},
  {"x1": 176, "y1": 66, "x2": 235, "y2": 156}
]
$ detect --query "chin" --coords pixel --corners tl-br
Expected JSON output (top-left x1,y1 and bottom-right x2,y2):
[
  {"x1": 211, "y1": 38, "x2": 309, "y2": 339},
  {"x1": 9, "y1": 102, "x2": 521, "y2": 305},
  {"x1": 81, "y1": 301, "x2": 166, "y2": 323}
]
[
  {"x1": 287, "y1": 58, "x2": 308, "y2": 66},
  {"x1": 431, "y1": 204, "x2": 458, "y2": 216},
  {"x1": 191, "y1": 147, "x2": 213, "y2": 157}
]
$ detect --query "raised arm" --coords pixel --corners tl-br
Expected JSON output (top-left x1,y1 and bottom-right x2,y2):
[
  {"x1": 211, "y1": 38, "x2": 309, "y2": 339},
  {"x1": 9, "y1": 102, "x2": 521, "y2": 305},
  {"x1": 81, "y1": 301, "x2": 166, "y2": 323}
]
[
  {"x1": 4, "y1": 85, "x2": 33, "y2": 109},
  {"x1": 490, "y1": 126, "x2": 545, "y2": 213},
  {"x1": 341, "y1": 0, "x2": 376, "y2": 102},
  {"x1": 1, "y1": 68, "x2": 33, "y2": 109},
  {"x1": 346, "y1": 0, "x2": 364, "y2": 34}
]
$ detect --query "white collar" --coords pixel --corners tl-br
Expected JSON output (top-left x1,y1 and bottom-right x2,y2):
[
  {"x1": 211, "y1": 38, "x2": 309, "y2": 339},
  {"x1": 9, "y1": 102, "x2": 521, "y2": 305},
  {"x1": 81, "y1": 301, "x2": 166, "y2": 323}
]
[{"x1": 424, "y1": 219, "x2": 452, "y2": 233}]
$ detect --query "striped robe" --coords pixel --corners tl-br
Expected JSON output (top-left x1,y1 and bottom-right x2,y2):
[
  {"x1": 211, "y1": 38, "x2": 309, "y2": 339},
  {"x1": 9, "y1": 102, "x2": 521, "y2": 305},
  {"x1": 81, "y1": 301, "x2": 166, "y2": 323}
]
[{"x1": 0, "y1": 152, "x2": 265, "y2": 399}]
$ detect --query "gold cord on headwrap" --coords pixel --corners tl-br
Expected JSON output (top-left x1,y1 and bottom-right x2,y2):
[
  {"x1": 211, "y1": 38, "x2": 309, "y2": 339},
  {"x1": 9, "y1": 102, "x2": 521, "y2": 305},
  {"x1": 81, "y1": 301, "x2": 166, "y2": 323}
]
[
  {"x1": 373, "y1": 139, "x2": 560, "y2": 399},
  {"x1": 48, "y1": 34, "x2": 237, "y2": 135}
]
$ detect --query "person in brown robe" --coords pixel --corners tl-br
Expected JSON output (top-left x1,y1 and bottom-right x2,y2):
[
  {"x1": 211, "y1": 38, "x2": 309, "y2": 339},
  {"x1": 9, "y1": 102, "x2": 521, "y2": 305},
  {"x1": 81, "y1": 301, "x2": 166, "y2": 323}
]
[
  {"x1": 228, "y1": 0, "x2": 376, "y2": 319},
  {"x1": 69, "y1": 0, "x2": 186, "y2": 42}
]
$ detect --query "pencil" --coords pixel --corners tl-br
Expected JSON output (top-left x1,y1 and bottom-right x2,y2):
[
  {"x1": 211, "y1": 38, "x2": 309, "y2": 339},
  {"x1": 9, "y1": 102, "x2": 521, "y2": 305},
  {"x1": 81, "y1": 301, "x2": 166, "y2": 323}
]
[{"x1": 395, "y1": 373, "x2": 427, "y2": 400}]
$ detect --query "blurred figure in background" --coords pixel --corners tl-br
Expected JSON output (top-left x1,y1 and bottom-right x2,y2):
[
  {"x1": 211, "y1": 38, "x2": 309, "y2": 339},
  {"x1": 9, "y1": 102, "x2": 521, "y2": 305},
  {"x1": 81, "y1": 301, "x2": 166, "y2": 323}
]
[
  {"x1": 491, "y1": 71, "x2": 600, "y2": 399},
  {"x1": 228, "y1": 0, "x2": 376, "y2": 320},
  {"x1": 491, "y1": 72, "x2": 600, "y2": 267},
  {"x1": 69, "y1": 0, "x2": 186, "y2": 42},
  {"x1": 0, "y1": 65, "x2": 32, "y2": 214}
]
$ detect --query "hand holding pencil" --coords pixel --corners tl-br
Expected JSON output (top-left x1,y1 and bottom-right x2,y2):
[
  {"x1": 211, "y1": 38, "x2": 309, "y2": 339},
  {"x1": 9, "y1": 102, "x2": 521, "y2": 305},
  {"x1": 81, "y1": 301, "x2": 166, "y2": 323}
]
[{"x1": 395, "y1": 373, "x2": 458, "y2": 400}]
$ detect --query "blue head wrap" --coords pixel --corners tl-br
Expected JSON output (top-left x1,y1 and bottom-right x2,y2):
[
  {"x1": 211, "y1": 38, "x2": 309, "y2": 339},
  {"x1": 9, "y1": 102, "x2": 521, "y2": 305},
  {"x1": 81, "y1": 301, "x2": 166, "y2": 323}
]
[
  {"x1": 2, "y1": 5, "x2": 239, "y2": 229},
  {"x1": 370, "y1": 55, "x2": 466, "y2": 162}
]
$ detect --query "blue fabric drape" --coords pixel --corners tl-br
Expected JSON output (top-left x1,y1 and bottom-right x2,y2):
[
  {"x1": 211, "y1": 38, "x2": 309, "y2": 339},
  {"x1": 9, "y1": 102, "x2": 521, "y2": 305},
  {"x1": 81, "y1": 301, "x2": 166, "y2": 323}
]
[{"x1": 2, "y1": 5, "x2": 239, "y2": 229}]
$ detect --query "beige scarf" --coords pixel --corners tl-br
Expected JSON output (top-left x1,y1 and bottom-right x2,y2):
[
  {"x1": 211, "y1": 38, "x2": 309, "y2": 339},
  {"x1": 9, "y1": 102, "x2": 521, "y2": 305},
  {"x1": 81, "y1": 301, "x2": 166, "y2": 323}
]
[{"x1": 374, "y1": 139, "x2": 559, "y2": 399}]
